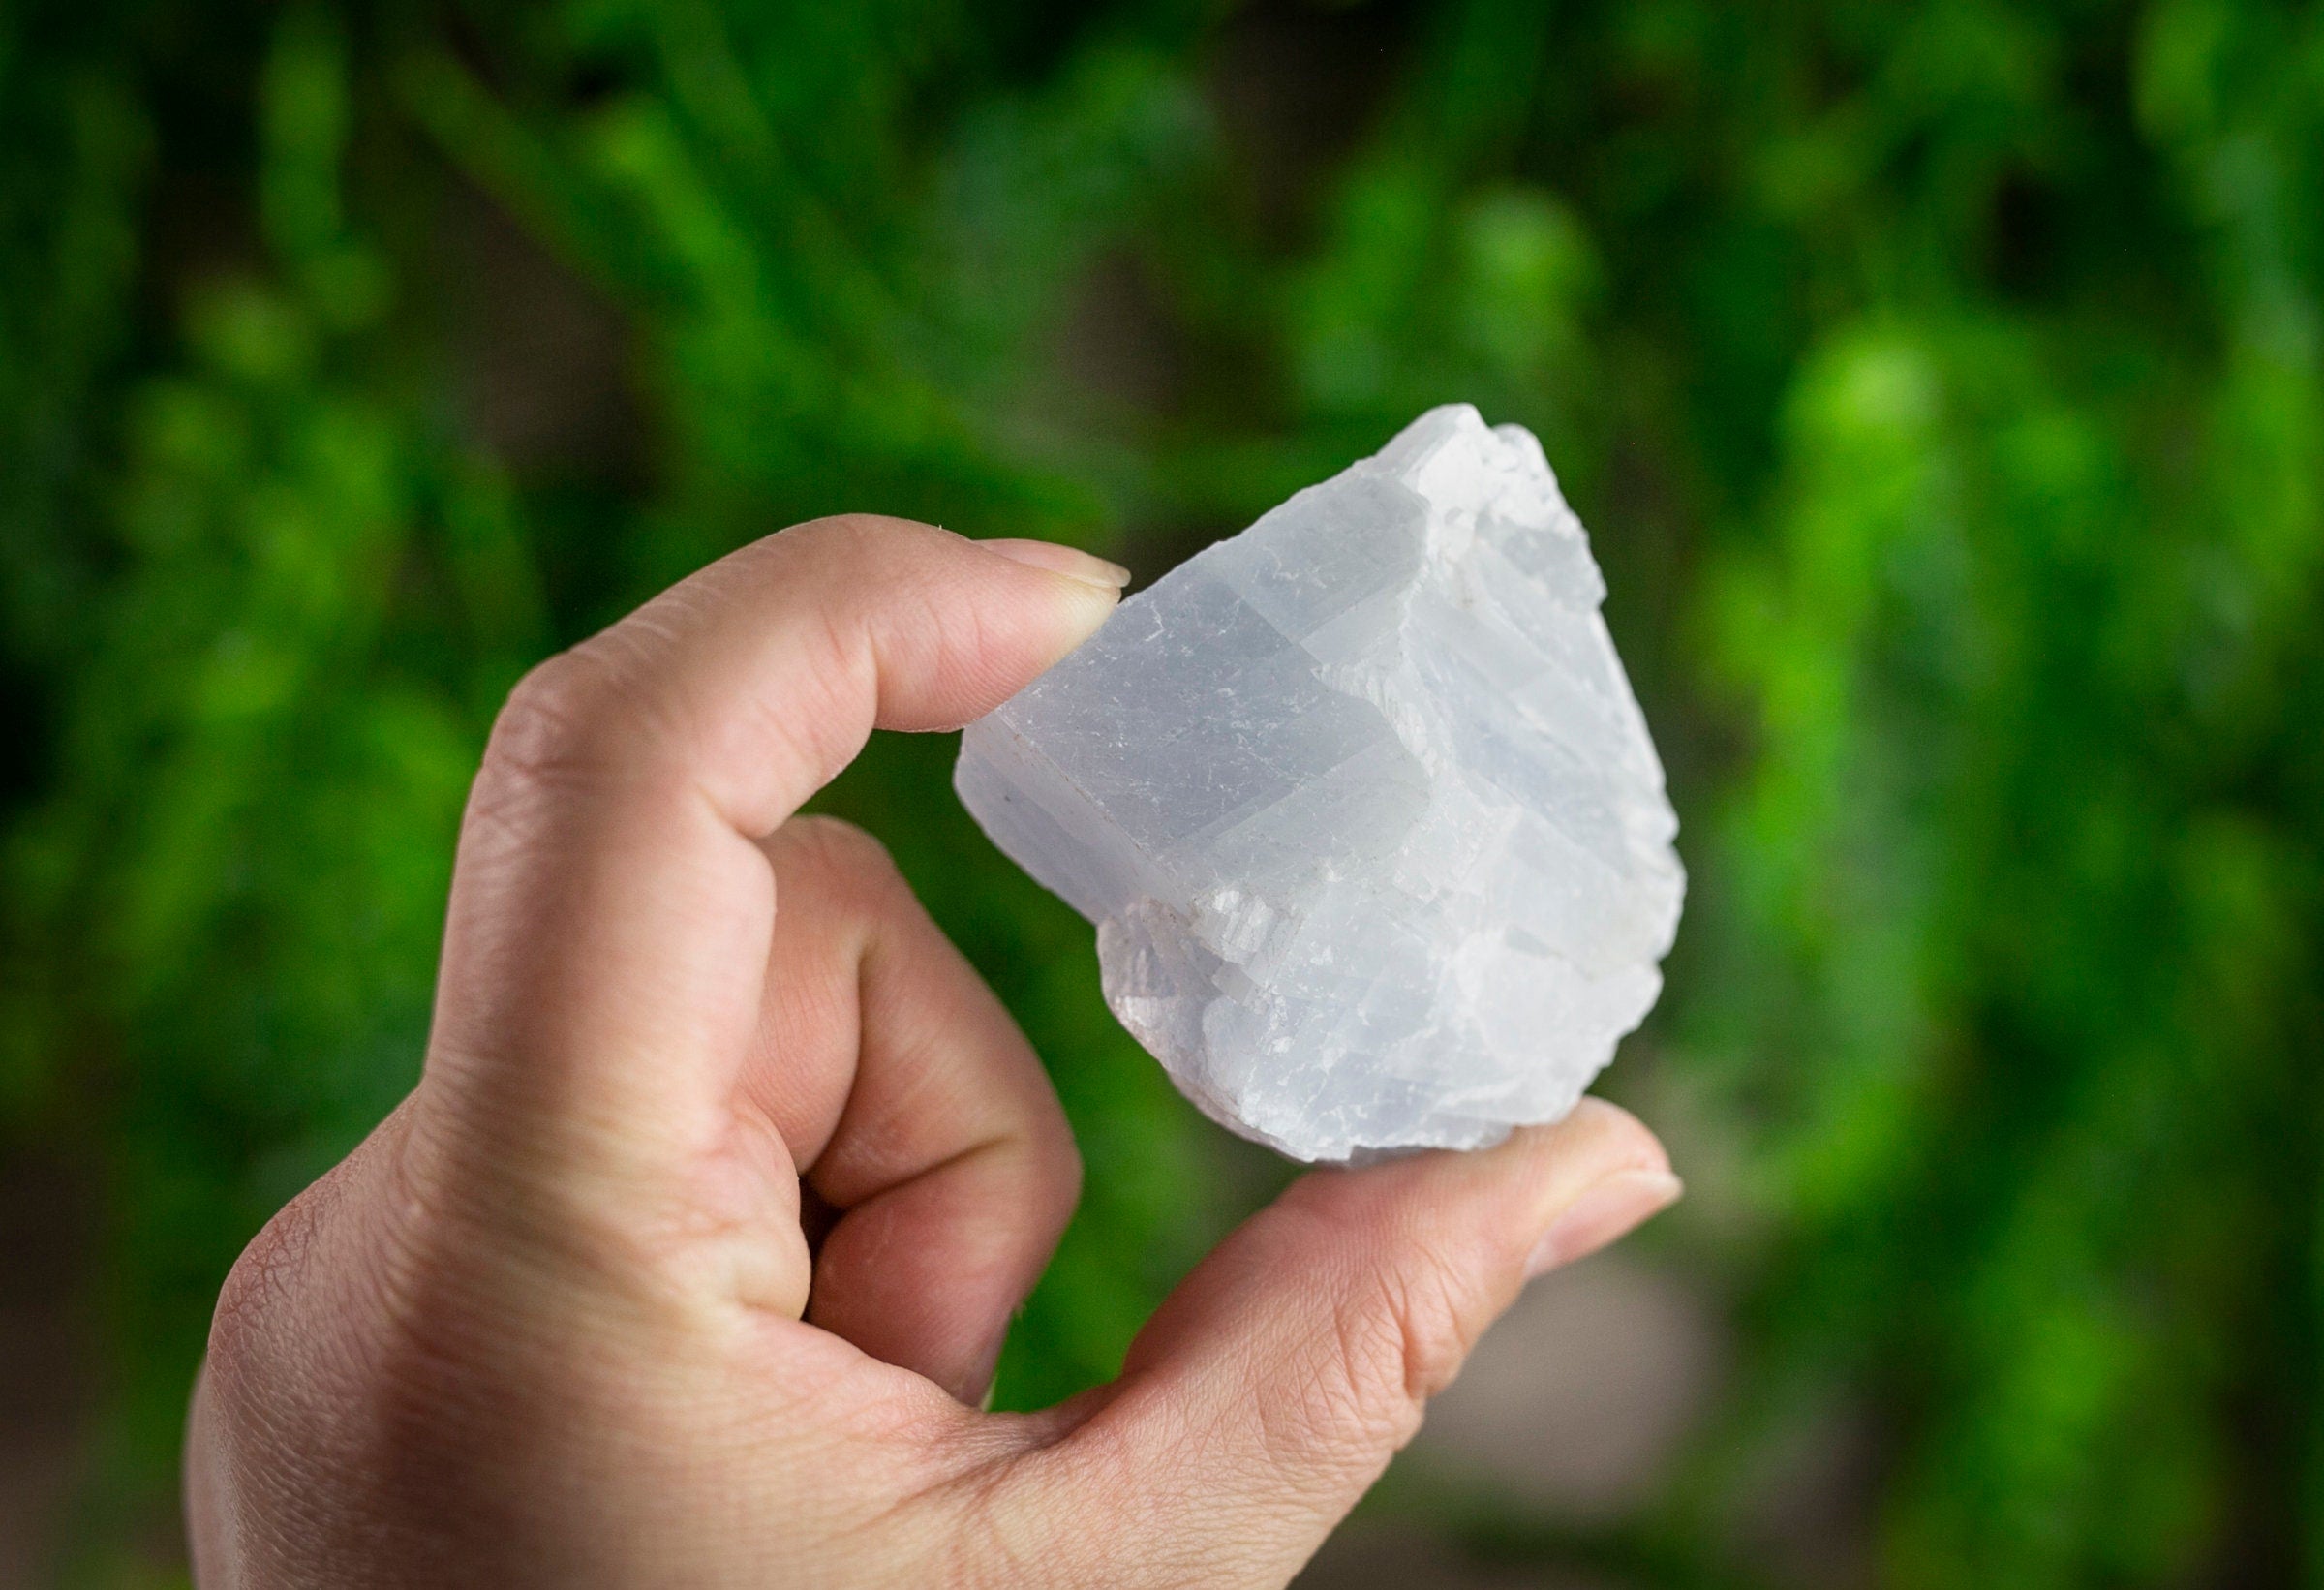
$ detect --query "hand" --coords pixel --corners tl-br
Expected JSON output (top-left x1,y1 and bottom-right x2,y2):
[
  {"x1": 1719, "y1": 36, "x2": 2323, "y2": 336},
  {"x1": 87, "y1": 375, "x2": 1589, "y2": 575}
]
[{"x1": 185, "y1": 516, "x2": 1682, "y2": 1588}]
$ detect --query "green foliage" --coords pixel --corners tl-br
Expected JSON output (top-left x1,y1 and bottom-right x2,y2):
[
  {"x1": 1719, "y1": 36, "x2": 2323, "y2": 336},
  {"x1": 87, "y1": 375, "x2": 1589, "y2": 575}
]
[{"x1": 2, "y1": 1, "x2": 2319, "y2": 1584}]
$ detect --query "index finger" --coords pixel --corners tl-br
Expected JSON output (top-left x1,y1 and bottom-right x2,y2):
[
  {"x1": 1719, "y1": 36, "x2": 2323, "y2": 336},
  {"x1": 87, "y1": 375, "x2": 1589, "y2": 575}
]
[{"x1": 417, "y1": 516, "x2": 1124, "y2": 1183}]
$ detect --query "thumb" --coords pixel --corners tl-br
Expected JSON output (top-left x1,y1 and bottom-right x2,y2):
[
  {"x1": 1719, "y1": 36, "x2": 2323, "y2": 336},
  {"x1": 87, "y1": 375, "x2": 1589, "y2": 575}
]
[{"x1": 1007, "y1": 1100, "x2": 1679, "y2": 1587}]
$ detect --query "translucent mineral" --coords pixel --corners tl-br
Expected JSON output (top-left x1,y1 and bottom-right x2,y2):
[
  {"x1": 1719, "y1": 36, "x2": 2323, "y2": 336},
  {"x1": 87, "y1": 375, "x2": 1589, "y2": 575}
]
[{"x1": 955, "y1": 405, "x2": 1684, "y2": 1162}]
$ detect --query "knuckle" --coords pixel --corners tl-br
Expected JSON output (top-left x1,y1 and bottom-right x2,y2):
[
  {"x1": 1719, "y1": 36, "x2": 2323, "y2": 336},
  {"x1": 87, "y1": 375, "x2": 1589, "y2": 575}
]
[
  {"x1": 1305, "y1": 1274, "x2": 1452, "y2": 1460},
  {"x1": 1042, "y1": 1127, "x2": 1086, "y2": 1218},
  {"x1": 1368, "y1": 1249, "x2": 1483, "y2": 1406},
  {"x1": 1276, "y1": 1192, "x2": 1484, "y2": 1449},
  {"x1": 985, "y1": 1112, "x2": 1084, "y2": 1251},
  {"x1": 784, "y1": 510, "x2": 922, "y2": 559},
  {"x1": 201, "y1": 1160, "x2": 417, "y2": 1431},
  {"x1": 783, "y1": 813, "x2": 902, "y2": 884},
  {"x1": 1012, "y1": 1106, "x2": 1086, "y2": 1239},
  {"x1": 478, "y1": 650, "x2": 618, "y2": 795},
  {"x1": 206, "y1": 1188, "x2": 329, "y2": 1391},
  {"x1": 1315, "y1": 1295, "x2": 1422, "y2": 1454},
  {"x1": 774, "y1": 514, "x2": 903, "y2": 589},
  {"x1": 768, "y1": 816, "x2": 916, "y2": 926},
  {"x1": 470, "y1": 644, "x2": 688, "y2": 838}
]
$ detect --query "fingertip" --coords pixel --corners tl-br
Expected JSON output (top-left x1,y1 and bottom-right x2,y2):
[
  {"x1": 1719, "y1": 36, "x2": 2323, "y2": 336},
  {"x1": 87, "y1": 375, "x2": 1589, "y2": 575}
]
[
  {"x1": 1522, "y1": 1166, "x2": 1682, "y2": 1278},
  {"x1": 976, "y1": 538, "x2": 1129, "y2": 664},
  {"x1": 978, "y1": 537, "x2": 1133, "y2": 590},
  {"x1": 1247, "y1": 1101, "x2": 1669, "y2": 1271},
  {"x1": 1049, "y1": 574, "x2": 1124, "y2": 653},
  {"x1": 1500, "y1": 1096, "x2": 1670, "y2": 1180},
  {"x1": 1330, "y1": 1099, "x2": 1667, "y2": 1229},
  {"x1": 1494, "y1": 1099, "x2": 1680, "y2": 1280},
  {"x1": 1304, "y1": 1100, "x2": 1673, "y2": 1295}
]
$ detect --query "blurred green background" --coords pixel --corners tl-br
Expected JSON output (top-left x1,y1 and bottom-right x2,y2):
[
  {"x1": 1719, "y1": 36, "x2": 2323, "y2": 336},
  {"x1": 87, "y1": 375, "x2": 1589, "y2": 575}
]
[{"x1": 2, "y1": 0, "x2": 2320, "y2": 1584}]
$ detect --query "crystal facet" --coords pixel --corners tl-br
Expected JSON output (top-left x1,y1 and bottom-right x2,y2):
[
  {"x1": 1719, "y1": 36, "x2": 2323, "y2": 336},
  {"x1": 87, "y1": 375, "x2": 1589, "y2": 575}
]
[{"x1": 955, "y1": 405, "x2": 1685, "y2": 1162}]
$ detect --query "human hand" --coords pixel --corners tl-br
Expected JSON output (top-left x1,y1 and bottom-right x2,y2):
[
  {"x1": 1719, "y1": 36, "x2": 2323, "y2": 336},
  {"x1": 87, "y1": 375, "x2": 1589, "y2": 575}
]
[{"x1": 185, "y1": 516, "x2": 1682, "y2": 1588}]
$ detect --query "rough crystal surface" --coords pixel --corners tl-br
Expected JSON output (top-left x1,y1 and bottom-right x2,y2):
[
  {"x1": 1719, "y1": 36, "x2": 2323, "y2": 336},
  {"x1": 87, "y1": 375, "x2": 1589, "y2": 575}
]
[{"x1": 955, "y1": 405, "x2": 1684, "y2": 1161}]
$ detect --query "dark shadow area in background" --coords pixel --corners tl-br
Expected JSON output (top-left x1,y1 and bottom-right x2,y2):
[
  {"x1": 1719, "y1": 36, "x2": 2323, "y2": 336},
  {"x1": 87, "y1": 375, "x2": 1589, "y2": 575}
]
[{"x1": 0, "y1": 1147, "x2": 89, "y2": 1586}]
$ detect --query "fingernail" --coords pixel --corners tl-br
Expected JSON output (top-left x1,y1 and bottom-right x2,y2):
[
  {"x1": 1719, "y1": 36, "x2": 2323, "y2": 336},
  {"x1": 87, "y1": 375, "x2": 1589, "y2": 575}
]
[
  {"x1": 1524, "y1": 1167, "x2": 1683, "y2": 1279},
  {"x1": 981, "y1": 537, "x2": 1132, "y2": 590}
]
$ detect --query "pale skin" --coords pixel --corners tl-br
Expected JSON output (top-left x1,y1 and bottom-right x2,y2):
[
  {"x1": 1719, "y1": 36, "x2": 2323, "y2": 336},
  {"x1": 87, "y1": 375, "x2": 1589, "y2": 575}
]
[{"x1": 184, "y1": 515, "x2": 1684, "y2": 1588}]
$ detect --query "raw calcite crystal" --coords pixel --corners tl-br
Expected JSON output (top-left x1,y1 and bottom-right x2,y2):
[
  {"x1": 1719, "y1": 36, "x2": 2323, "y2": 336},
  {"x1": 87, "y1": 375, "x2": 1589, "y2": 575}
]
[{"x1": 955, "y1": 405, "x2": 1684, "y2": 1161}]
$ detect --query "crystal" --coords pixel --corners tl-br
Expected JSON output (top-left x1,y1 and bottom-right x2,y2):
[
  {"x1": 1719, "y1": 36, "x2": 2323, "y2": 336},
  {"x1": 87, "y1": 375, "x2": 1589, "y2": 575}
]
[{"x1": 955, "y1": 405, "x2": 1684, "y2": 1162}]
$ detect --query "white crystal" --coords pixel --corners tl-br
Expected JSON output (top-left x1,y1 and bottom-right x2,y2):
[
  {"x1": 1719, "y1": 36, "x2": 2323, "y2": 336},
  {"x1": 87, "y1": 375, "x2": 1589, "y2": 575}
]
[{"x1": 955, "y1": 405, "x2": 1684, "y2": 1162}]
